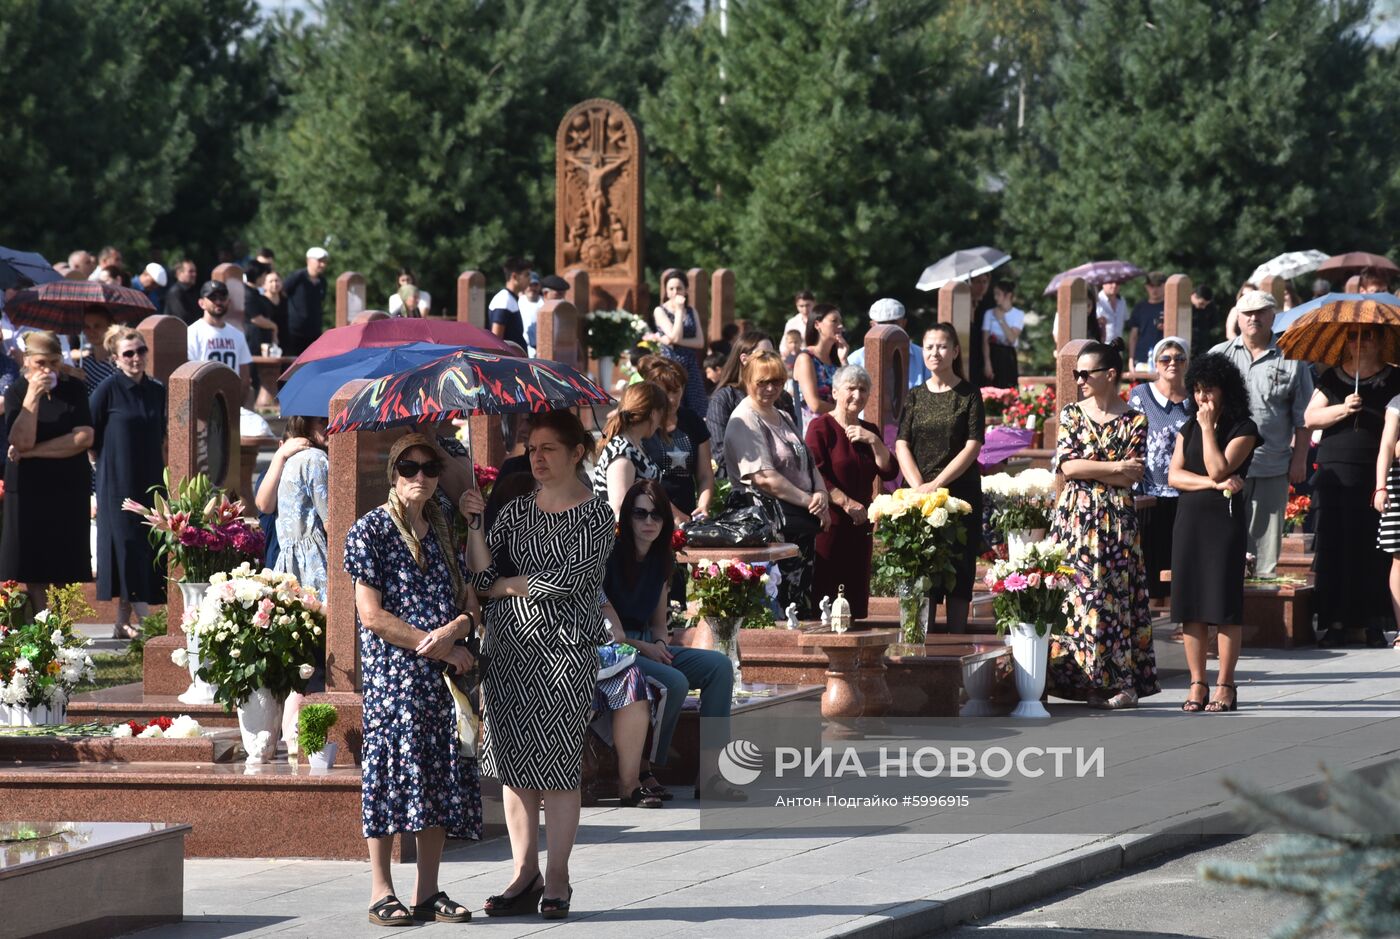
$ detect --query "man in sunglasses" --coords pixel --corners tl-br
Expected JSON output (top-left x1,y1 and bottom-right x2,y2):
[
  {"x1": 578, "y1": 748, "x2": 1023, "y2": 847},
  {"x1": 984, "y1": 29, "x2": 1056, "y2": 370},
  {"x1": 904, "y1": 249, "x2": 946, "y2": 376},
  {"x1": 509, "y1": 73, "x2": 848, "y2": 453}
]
[
  {"x1": 187, "y1": 280, "x2": 252, "y2": 404},
  {"x1": 1210, "y1": 289, "x2": 1313, "y2": 578}
]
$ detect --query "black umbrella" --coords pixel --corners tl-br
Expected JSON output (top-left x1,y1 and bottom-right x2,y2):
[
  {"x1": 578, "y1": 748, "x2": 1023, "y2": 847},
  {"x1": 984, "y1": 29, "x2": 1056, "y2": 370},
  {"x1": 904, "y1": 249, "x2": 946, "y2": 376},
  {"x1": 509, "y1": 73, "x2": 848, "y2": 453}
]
[{"x1": 0, "y1": 246, "x2": 63, "y2": 292}]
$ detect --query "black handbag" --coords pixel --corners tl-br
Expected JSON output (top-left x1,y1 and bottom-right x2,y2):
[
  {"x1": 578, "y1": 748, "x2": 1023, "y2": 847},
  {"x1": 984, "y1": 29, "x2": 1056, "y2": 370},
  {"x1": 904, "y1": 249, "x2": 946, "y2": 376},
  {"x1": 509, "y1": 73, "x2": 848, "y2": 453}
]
[{"x1": 681, "y1": 489, "x2": 777, "y2": 547}]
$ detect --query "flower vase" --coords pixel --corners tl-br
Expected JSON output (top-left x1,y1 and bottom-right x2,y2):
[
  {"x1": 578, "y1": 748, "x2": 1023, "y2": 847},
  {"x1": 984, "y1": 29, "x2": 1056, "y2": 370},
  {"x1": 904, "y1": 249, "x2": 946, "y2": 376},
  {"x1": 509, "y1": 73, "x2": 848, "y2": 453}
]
[
  {"x1": 598, "y1": 355, "x2": 614, "y2": 393},
  {"x1": 0, "y1": 701, "x2": 65, "y2": 726},
  {"x1": 1005, "y1": 529, "x2": 1047, "y2": 557},
  {"x1": 1008, "y1": 622, "x2": 1052, "y2": 719},
  {"x1": 177, "y1": 581, "x2": 217, "y2": 706},
  {"x1": 237, "y1": 688, "x2": 285, "y2": 764},
  {"x1": 707, "y1": 617, "x2": 743, "y2": 691},
  {"x1": 306, "y1": 743, "x2": 339, "y2": 771},
  {"x1": 896, "y1": 577, "x2": 930, "y2": 644}
]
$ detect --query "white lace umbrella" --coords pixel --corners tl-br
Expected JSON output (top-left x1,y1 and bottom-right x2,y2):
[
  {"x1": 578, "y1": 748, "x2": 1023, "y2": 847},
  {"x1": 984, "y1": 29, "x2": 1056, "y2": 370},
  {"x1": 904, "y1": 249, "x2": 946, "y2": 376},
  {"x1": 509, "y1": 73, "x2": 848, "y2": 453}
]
[{"x1": 1249, "y1": 250, "x2": 1329, "y2": 284}]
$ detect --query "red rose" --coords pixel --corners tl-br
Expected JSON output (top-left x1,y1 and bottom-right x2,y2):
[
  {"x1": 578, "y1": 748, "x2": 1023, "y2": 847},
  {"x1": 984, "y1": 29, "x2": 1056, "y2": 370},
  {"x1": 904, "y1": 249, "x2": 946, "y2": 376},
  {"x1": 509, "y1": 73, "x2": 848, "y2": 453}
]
[
  {"x1": 671, "y1": 529, "x2": 688, "y2": 551},
  {"x1": 725, "y1": 565, "x2": 745, "y2": 584}
]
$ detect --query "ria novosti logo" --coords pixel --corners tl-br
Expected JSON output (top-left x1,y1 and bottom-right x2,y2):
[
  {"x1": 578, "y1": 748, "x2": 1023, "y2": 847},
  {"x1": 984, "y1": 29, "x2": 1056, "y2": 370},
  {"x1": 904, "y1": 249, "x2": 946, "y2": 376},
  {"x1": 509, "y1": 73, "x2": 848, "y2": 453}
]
[{"x1": 717, "y1": 739, "x2": 764, "y2": 785}]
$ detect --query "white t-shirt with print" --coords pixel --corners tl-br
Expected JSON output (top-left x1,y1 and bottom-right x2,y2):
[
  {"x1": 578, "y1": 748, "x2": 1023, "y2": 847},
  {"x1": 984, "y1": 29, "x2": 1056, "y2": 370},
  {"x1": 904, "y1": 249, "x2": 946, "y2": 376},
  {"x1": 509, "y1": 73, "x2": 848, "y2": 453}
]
[{"x1": 187, "y1": 319, "x2": 252, "y2": 370}]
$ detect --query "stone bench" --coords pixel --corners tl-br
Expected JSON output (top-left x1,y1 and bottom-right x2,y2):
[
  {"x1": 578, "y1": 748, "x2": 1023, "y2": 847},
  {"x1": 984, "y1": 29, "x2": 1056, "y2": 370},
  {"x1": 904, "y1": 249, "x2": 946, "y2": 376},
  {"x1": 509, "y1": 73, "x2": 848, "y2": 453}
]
[{"x1": 0, "y1": 821, "x2": 188, "y2": 937}]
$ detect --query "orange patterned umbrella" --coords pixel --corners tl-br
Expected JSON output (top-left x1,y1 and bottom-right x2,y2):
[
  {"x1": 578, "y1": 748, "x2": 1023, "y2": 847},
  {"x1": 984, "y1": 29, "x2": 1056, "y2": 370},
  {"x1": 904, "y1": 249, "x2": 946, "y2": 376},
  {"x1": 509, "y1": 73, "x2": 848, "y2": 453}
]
[{"x1": 1275, "y1": 292, "x2": 1400, "y2": 387}]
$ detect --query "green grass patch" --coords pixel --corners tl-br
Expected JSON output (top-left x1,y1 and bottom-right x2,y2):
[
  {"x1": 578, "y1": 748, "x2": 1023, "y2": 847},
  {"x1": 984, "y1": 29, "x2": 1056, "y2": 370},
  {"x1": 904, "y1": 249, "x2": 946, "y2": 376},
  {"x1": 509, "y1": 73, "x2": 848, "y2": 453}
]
[{"x1": 90, "y1": 653, "x2": 143, "y2": 691}]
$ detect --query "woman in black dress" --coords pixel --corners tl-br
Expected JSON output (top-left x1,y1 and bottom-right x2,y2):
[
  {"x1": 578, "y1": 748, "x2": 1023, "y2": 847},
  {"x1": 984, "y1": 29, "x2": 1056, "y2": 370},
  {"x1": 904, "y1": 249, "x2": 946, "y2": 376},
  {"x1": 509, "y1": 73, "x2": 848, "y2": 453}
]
[
  {"x1": 90, "y1": 327, "x2": 167, "y2": 639},
  {"x1": 894, "y1": 323, "x2": 985, "y2": 633},
  {"x1": 1168, "y1": 353, "x2": 1259, "y2": 713},
  {"x1": 1, "y1": 331, "x2": 93, "y2": 599},
  {"x1": 1305, "y1": 328, "x2": 1400, "y2": 648}
]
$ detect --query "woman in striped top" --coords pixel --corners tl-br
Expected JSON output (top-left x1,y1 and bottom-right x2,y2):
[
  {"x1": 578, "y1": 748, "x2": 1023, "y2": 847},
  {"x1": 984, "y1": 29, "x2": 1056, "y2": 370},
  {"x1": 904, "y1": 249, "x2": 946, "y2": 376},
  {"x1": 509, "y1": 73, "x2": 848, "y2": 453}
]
[{"x1": 1373, "y1": 392, "x2": 1400, "y2": 649}]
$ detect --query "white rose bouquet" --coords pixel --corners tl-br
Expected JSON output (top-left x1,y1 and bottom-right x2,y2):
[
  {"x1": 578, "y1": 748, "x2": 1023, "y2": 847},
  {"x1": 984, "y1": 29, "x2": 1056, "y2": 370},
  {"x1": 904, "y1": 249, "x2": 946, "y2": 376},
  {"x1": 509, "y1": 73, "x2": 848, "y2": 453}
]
[
  {"x1": 983, "y1": 468, "x2": 1056, "y2": 534},
  {"x1": 584, "y1": 308, "x2": 648, "y2": 360}
]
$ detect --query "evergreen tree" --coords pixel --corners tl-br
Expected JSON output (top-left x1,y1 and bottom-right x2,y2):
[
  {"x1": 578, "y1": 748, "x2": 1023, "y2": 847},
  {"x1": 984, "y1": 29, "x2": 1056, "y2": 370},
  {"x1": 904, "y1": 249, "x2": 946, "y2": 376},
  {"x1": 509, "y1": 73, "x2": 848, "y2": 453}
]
[
  {"x1": 249, "y1": 0, "x2": 687, "y2": 316},
  {"x1": 1202, "y1": 765, "x2": 1400, "y2": 938},
  {"x1": 640, "y1": 0, "x2": 1001, "y2": 334},
  {"x1": 0, "y1": 0, "x2": 272, "y2": 267},
  {"x1": 1002, "y1": 0, "x2": 1400, "y2": 357}
]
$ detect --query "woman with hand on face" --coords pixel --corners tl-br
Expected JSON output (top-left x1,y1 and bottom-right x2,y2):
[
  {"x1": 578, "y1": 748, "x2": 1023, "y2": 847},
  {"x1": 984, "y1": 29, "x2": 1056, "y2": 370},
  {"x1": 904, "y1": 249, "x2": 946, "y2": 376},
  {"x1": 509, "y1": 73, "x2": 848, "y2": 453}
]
[
  {"x1": 460, "y1": 410, "x2": 615, "y2": 922},
  {"x1": 806, "y1": 365, "x2": 897, "y2": 621},
  {"x1": 724, "y1": 350, "x2": 831, "y2": 618},
  {"x1": 89, "y1": 327, "x2": 166, "y2": 639},
  {"x1": 1168, "y1": 353, "x2": 1259, "y2": 712},
  {"x1": 652, "y1": 271, "x2": 708, "y2": 416},
  {"x1": 344, "y1": 434, "x2": 482, "y2": 928},
  {"x1": 1048, "y1": 339, "x2": 1158, "y2": 709},
  {"x1": 1, "y1": 330, "x2": 94, "y2": 601},
  {"x1": 794, "y1": 304, "x2": 848, "y2": 433},
  {"x1": 894, "y1": 324, "x2": 985, "y2": 633}
]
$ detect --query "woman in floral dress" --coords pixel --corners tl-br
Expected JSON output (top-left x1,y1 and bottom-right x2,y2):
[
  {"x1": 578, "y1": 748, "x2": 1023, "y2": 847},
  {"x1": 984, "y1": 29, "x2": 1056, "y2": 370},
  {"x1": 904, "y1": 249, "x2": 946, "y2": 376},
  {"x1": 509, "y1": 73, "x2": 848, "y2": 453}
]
[
  {"x1": 344, "y1": 433, "x2": 482, "y2": 926},
  {"x1": 1049, "y1": 341, "x2": 1158, "y2": 708}
]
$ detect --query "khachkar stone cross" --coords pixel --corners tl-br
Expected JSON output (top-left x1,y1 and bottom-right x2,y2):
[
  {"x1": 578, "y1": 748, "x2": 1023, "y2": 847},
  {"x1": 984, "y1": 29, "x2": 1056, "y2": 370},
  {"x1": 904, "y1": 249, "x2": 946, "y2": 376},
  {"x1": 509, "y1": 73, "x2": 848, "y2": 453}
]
[{"x1": 555, "y1": 99, "x2": 645, "y2": 313}]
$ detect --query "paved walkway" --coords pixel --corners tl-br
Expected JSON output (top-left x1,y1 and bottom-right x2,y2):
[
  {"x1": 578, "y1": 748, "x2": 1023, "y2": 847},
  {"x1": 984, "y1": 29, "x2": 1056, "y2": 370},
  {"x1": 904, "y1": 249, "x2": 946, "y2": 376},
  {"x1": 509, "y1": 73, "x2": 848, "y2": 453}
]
[{"x1": 124, "y1": 636, "x2": 1400, "y2": 939}]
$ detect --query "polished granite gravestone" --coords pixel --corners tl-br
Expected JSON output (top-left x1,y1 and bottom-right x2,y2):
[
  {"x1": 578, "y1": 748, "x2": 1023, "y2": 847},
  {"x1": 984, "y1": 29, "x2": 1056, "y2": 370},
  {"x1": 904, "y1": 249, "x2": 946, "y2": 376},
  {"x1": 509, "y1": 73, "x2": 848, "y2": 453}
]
[{"x1": 1, "y1": 821, "x2": 187, "y2": 937}]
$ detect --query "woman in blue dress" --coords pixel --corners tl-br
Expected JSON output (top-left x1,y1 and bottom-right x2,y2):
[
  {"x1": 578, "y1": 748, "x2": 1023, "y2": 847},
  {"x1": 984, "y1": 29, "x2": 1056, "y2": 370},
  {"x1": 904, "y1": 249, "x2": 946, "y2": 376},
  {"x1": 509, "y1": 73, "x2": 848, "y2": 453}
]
[
  {"x1": 344, "y1": 433, "x2": 482, "y2": 926},
  {"x1": 273, "y1": 416, "x2": 329, "y2": 601},
  {"x1": 89, "y1": 327, "x2": 165, "y2": 639},
  {"x1": 653, "y1": 271, "x2": 708, "y2": 417}
]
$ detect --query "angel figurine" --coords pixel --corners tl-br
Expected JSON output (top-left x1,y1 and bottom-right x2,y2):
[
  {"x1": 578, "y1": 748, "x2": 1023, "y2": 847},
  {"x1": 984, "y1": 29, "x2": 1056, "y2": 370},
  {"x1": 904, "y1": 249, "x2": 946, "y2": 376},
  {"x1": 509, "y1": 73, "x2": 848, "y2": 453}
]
[{"x1": 784, "y1": 602, "x2": 800, "y2": 630}]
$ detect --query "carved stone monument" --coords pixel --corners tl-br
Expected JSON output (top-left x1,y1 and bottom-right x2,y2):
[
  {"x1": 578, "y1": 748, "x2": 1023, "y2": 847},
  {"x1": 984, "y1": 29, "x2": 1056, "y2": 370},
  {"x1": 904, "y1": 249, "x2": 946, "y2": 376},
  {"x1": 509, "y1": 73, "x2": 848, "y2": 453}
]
[{"x1": 556, "y1": 99, "x2": 646, "y2": 315}]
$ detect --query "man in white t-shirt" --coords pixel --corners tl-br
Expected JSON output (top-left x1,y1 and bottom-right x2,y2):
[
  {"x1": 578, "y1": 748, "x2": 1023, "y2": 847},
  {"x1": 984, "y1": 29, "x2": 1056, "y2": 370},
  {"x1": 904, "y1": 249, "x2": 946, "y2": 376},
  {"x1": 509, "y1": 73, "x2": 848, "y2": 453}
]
[
  {"x1": 783, "y1": 289, "x2": 816, "y2": 340},
  {"x1": 187, "y1": 280, "x2": 252, "y2": 402},
  {"x1": 1096, "y1": 281, "x2": 1129, "y2": 343}
]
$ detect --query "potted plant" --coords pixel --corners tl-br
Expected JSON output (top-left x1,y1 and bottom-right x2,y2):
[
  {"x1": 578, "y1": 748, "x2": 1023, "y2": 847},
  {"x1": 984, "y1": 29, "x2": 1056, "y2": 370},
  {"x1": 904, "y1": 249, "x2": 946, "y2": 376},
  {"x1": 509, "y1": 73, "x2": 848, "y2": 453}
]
[
  {"x1": 188, "y1": 564, "x2": 326, "y2": 763},
  {"x1": 295, "y1": 703, "x2": 339, "y2": 769},
  {"x1": 0, "y1": 586, "x2": 96, "y2": 726},
  {"x1": 124, "y1": 471, "x2": 266, "y2": 705},
  {"x1": 984, "y1": 539, "x2": 1074, "y2": 719},
  {"x1": 983, "y1": 468, "x2": 1057, "y2": 554},
  {"x1": 869, "y1": 487, "x2": 974, "y2": 644},
  {"x1": 690, "y1": 558, "x2": 773, "y2": 688}
]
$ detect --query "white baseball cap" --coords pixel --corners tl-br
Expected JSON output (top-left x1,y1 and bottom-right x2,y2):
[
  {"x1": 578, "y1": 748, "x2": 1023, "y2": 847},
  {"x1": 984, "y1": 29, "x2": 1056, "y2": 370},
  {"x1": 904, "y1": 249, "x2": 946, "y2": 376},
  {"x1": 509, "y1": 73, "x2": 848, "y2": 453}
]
[
  {"x1": 306, "y1": 247, "x2": 329, "y2": 261},
  {"x1": 144, "y1": 262, "x2": 168, "y2": 287}
]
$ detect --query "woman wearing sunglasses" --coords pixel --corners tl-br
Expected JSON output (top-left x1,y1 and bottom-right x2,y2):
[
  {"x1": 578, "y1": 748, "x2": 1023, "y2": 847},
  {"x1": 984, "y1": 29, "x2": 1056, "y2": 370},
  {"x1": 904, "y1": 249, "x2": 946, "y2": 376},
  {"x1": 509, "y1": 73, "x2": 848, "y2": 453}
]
[
  {"x1": 0, "y1": 331, "x2": 94, "y2": 609},
  {"x1": 1048, "y1": 339, "x2": 1158, "y2": 710},
  {"x1": 89, "y1": 326, "x2": 167, "y2": 639},
  {"x1": 1126, "y1": 337, "x2": 1191, "y2": 610},
  {"x1": 345, "y1": 433, "x2": 482, "y2": 926}
]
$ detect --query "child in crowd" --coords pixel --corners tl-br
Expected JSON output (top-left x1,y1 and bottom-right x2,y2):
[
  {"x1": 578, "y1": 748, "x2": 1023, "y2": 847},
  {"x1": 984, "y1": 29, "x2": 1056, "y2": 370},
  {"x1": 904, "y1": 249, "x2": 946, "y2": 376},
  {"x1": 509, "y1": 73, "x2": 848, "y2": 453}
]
[
  {"x1": 781, "y1": 329, "x2": 803, "y2": 371},
  {"x1": 702, "y1": 351, "x2": 726, "y2": 394}
]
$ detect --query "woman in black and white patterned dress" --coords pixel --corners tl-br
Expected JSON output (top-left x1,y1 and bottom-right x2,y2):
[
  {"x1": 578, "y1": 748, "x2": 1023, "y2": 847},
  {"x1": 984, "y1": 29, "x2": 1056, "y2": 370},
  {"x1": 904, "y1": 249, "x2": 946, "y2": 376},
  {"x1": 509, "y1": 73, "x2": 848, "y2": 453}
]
[
  {"x1": 591, "y1": 381, "x2": 666, "y2": 518},
  {"x1": 462, "y1": 410, "x2": 615, "y2": 921},
  {"x1": 1374, "y1": 392, "x2": 1400, "y2": 648}
]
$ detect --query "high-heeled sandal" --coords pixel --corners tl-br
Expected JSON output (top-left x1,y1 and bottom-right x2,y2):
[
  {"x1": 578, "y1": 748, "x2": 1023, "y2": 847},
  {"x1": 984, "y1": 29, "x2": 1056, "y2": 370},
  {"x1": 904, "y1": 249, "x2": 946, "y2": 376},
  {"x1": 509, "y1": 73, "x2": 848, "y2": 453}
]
[
  {"x1": 1204, "y1": 683, "x2": 1238, "y2": 712},
  {"x1": 539, "y1": 886, "x2": 573, "y2": 920},
  {"x1": 483, "y1": 872, "x2": 544, "y2": 917},
  {"x1": 1181, "y1": 681, "x2": 1208, "y2": 713}
]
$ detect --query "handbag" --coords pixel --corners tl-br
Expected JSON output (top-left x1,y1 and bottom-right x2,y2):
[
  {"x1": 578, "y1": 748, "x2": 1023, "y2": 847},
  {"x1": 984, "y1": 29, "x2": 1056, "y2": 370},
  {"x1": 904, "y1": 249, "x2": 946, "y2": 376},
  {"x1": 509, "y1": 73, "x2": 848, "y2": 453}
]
[{"x1": 681, "y1": 489, "x2": 777, "y2": 546}]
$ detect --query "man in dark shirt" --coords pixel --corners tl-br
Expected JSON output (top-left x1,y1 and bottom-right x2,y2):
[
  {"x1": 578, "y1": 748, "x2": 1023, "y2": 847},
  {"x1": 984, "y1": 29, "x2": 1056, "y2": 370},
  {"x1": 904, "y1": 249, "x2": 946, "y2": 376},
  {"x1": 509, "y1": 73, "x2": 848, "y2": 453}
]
[
  {"x1": 281, "y1": 247, "x2": 329, "y2": 356},
  {"x1": 1189, "y1": 285, "x2": 1219, "y2": 353},
  {"x1": 1126, "y1": 270, "x2": 1166, "y2": 371},
  {"x1": 488, "y1": 257, "x2": 531, "y2": 353},
  {"x1": 164, "y1": 259, "x2": 199, "y2": 324}
]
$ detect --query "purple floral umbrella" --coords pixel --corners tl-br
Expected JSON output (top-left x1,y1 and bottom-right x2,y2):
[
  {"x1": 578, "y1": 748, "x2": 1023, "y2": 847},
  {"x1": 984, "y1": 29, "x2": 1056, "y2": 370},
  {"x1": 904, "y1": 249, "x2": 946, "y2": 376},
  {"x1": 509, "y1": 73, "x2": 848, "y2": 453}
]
[{"x1": 1043, "y1": 260, "x2": 1145, "y2": 296}]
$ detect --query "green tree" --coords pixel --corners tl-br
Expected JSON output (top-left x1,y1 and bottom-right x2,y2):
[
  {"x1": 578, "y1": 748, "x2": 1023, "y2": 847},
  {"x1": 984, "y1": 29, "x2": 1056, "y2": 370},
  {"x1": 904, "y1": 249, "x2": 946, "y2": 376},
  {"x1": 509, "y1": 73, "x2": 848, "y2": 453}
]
[
  {"x1": 249, "y1": 0, "x2": 687, "y2": 318},
  {"x1": 1003, "y1": 0, "x2": 1400, "y2": 367},
  {"x1": 640, "y1": 0, "x2": 1002, "y2": 334},
  {"x1": 0, "y1": 0, "x2": 273, "y2": 269}
]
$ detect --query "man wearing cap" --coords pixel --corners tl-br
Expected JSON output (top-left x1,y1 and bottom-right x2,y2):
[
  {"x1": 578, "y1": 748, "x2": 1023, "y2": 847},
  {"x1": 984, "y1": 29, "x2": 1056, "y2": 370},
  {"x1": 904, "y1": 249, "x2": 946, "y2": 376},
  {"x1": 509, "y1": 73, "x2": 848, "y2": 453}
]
[
  {"x1": 518, "y1": 272, "x2": 544, "y2": 355},
  {"x1": 848, "y1": 298, "x2": 931, "y2": 398},
  {"x1": 525, "y1": 274, "x2": 569, "y2": 356},
  {"x1": 1126, "y1": 272, "x2": 1167, "y2": 372},
  {"x1": 187, "y1": 281, "x2": 252, "y2": 401},
  {"x1": 282, "y1": 247, "x2": 330, "y2": 357},
  {"x1": 1210, "y1": 289, "x2": 1313, "y2": 578},
  {"x1": 134, "y1": 263, "x2": 168, "y2": 313}
]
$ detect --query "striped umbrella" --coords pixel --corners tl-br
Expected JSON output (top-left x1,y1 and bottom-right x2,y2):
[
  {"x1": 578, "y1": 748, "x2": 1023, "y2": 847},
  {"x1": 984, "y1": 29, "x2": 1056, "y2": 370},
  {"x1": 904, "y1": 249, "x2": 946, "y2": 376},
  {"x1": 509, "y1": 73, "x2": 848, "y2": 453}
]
[
  {"x1": 1275, "y1": 292, "x2": 1400, "y2": 393},
  {"x1": 3, "y1": 279, "x2": 155, "y2": 332},
  {"x1": 1042, "y1": 260, "x2": 1144, "y2": 296}
]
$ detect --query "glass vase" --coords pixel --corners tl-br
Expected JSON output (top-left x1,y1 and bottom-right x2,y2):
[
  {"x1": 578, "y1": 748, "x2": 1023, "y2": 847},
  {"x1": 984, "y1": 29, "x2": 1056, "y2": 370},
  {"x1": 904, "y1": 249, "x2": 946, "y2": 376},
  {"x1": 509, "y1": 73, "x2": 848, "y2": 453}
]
[
  {"x1": 896, "y1": 577, "x2": 930, "y2": 644},
  {"x1": 707, "y1": 616, "x2": 743, "y2": 690}
]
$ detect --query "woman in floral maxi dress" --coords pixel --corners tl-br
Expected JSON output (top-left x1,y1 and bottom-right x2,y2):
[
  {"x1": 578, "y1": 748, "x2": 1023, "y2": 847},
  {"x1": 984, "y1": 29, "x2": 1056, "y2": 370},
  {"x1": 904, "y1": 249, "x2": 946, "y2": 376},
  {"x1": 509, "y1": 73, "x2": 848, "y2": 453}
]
[{"x1": 1048, "y1": 341, "x2": 1159, "y2": 708}]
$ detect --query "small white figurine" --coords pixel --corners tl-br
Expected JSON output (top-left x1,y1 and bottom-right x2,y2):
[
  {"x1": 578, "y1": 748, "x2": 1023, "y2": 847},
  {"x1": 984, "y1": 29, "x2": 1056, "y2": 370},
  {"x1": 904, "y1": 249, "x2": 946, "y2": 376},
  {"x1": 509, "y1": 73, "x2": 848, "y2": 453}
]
[
  {"x1": 784, "y1": 602, "x2": 800, "y2": 630},
  {"x1": 819, "y1": 595, "x2": 832, "y2": 628},
  {"x1": 245, "y1": 730, "x2": 273, "y2": 765}
]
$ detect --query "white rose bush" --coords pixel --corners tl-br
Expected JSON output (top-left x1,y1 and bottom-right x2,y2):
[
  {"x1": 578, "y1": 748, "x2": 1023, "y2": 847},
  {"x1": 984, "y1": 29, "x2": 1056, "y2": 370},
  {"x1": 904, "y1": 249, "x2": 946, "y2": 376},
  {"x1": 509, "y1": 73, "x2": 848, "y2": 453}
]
[{"x1": 584, "y1": 308, "x2": 648, "y2": 360}]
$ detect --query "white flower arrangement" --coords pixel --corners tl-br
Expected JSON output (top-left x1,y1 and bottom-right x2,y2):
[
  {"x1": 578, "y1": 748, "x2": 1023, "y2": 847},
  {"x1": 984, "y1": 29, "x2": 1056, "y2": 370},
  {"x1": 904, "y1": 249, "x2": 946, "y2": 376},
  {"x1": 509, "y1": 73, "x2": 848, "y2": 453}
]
[
  {"x1": 983, "y1": 468, "x2": 1057, "y2": 533},
  {"x1": 585, "y1": 308, "x2": 649, "y2": 359}
]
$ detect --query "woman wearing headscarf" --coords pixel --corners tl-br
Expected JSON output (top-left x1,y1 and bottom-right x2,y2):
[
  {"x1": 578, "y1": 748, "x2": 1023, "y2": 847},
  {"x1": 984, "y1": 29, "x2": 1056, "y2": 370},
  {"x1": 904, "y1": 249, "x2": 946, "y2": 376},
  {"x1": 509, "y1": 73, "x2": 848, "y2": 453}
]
[
  {"x1": 344, "y1": 433, "x2": 482, "y2": 926},
  {"x1": 1127, "y1": 336, "x2": 1191, "y2": 604}
]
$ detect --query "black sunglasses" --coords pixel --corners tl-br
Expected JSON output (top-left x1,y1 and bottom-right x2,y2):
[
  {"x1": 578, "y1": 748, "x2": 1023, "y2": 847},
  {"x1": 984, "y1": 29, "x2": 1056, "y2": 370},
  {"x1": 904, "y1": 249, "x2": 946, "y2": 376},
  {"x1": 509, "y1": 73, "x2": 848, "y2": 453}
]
[
  {"x1": 394, "y1": 459, "x2": 443, "y2": 479},
  {"x1": 1072, "y1": 366, "x2": 1111, "y2": 381},
  {"x1": 630, "y1": 506, "x2": 666, "y2": 523},
  {"x1": 1155, "y1": 355, "x2": 1186, "y2": 365},
  {"x1": 120, "y1": 347, "x2": 149, "y2": 359}
]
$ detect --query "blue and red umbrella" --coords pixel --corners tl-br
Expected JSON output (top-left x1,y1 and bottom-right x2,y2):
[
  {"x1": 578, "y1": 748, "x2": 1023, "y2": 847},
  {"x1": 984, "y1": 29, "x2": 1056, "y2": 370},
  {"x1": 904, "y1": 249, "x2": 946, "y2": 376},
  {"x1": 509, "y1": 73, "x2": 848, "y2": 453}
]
[
  {"x1": 326, "y1": 348, "x2": 612, "y2": 434},
  {"x1": 283, "y1": 317, "x2": 516, "y2": 379}
]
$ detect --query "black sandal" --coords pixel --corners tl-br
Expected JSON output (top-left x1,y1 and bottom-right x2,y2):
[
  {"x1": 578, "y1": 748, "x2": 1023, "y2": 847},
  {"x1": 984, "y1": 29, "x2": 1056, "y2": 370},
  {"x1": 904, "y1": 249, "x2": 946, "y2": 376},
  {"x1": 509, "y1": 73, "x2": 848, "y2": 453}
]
[
  {"x1": 695, "y1": 775, "x2": 748, "y2": 802},
  {"x1": 1204, "y1": 683, "x2": 1238, "y2": 713},
  {"x1": 639, "y1": 771, "x2": 673, "y2": 801},
  {"x1": 412, "y1": 890, "x2": 470, "y2": 923},
  {"x1": 539, "y1": 887, "x2": 573, "y2": 920},
  {"x1": 368, "y1": 894, "x2": 415, "y2": 927},
  {"x1": 620, "y1": 787, "x2": 663, "y2": 808},
  {"x1": 1181, "y1": 681, "x2": 1208, "y2": 713},
  {"x1": 484, "y1": 872, "x2": 544, "y2": 917}
]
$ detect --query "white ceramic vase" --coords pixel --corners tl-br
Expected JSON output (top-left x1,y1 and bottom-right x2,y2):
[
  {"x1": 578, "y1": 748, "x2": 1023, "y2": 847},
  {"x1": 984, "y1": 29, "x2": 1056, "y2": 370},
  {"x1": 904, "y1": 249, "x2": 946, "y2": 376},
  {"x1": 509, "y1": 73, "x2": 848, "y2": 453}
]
[
  {"x1": 1008, "y1": 622, "x2": 1052, "y2": 719},
  {"x1": 237, "y1": 688, "x2": 284, "y2": 764},
  {"x1": 177, "y1": 581, "x2": 218, "y2": 706},
  {"x1": 306, "y1": 742, "x2": 339, "y2": 771},
  {"x1": 1005, "y1": 529, "x2": 1048, "y2": 557}
]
